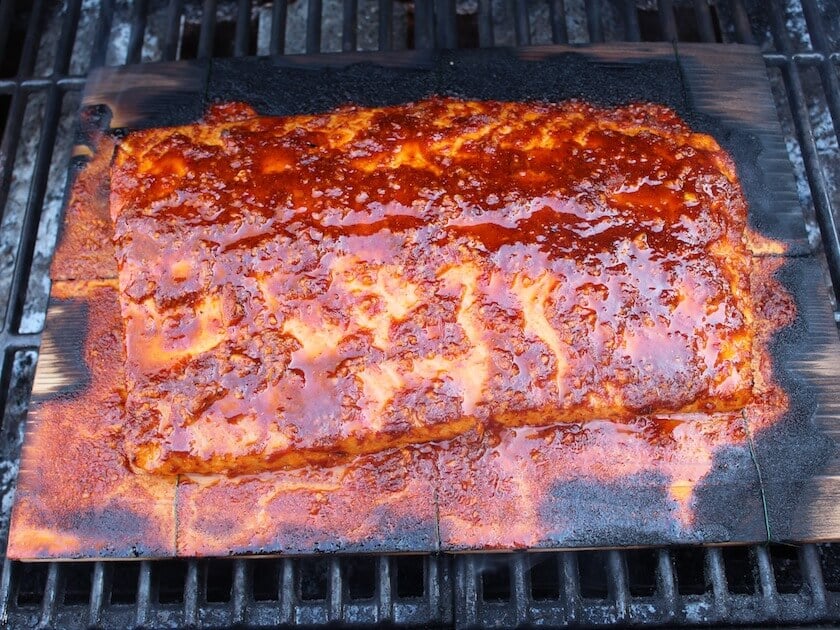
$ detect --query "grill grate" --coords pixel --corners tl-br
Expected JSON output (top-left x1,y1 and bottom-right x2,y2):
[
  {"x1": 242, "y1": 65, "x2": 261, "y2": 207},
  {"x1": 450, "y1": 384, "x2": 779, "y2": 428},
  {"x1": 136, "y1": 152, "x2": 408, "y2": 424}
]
[{"x1": 1, "y1": 0, "x2": 840, "y2": 627}]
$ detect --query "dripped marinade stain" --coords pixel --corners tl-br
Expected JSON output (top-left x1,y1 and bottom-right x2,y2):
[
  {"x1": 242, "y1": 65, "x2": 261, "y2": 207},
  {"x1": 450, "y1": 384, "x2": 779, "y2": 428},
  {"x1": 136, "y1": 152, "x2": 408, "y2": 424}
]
[{"x1": 111, "y1": 98, "x2": 761, "y2": 476}]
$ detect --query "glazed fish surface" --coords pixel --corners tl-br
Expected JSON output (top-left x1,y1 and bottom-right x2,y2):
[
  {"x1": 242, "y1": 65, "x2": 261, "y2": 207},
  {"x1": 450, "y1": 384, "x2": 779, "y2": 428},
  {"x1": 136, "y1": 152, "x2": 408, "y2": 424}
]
[{"x1": 110, "y1": 98, "x2": 758, "y2": 476}]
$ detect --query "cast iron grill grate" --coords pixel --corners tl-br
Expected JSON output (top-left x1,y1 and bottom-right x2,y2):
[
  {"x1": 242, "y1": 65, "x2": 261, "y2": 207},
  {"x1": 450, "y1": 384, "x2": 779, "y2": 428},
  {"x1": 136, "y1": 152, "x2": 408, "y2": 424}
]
[{"x1": 1, "y1": 0, "x2": 839, "y2": 627}]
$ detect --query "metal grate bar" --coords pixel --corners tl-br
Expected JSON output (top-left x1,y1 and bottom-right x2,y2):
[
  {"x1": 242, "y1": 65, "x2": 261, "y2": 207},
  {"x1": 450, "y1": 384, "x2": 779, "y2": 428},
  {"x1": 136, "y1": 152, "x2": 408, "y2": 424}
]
[
  {"x1": 53, "y1": 0, "x2": 83, "y2": 75},
  {"x1": 125, "y1": 0, "x2": 149, "y2": 64},
  {"x1": 729, "y1": 0, "x2": 755, "y2": 45},
  {"x1": 184, "y1": 559, "x2": 200, "y2": 625},
  {"x1": 801, "y1": 544, "x2": 828, "y2": 611},
  {"x1": 562, "y1": 552, "x2": 581, "y2": 624},
  {"x1": 5, "y1": 86, "x2": 67, "y2": 333},
  {"x1": 0, "y1": 77, "x2": 87, "y2": 90},
  {"x1": 88, "y1": 0, "x2": 114, "y2": 68},
  {"x1": 800, "y1": 0, "x2": 840, "y2": 149},
  {"x1": 707, "y1": 547, "x2": 729, "y2": 619},
  {"x1": 427, "y1": 554, "x2": 446, "y2": 624},
  {"x1": 16, "y1": 0, "x2": 46, "y2": 78},
  {"x1": 549, "y1": 0, "x2": 568, "y2": 44},
  {"x1": 655, "y1": 549, "x2": 678, "y2": 620},
  {"x1": 0, "y1": 332, "x2": 40, "y2": 354},
  {"x1": 800, "y1": 0, "x2": 831, "y2": 51},
  {"x1": 234, "y1": 0, "x2": 251, "y2": 57},
  {"x1": 434, "y1": 0, "x2": 456, "y2": 49},
  {"x1": 162, "y1": 0, "x2": 184, "y2": 61},
  {"x1": 763, "y1": 52, "x2": 827, "y2": 66},
  {"x1": 327, "y1": 557, "x2": 342, "y2": 622},
  {"x1": 623, "y1": 0, "x2": 640, "y2": 42},
  {"x1": 0, "y1": 559, "x2": 12, "y2": 623},
  {"x1": 414, "y1": 0, "x2": 434, "y2": 50},
  {"x1": 0, "y1": 96, "x2": 28, "y2": 232},
  {"x1": 693, "y1": 0, "x2": 717, "y2": 43},
  {"x1": 198, "y1": 0, "x2": 218, "y2": 59},
  {"x1": 769, "y1": 1, "x2": 840, "y2": 305},
  {"x1": 39, "y1": 562, "x2": 59, "y2": 627},
  {"x1": 455, "y1": 555, "x2": 477, "y2": 628},
  {"x1": 607, "y1": 550, "x2": 630, "y2": 620},
  {"x1": 279, "y1": 558, "x2": 294, "y2": 623},
  {"x1": 478, "y1": 0, "x2": 494, "y2": 48},
  {"x1": 135, "y1": 561, "x2": 152, "y2": 627},
  {"x1": 270, "y1": 0, "x2": 287, "y2": 56},
  {"x1": 0, "y1": 350, "x2": 14, "y2": 421},
  {"x1": 232, "y1": 559, "x2": 248, "y2": 624},
  {"x1": 755, "y1": 546, "x2": 780, "y2": 617},
  {"x1": 342, "y1": 0, "x2": 357, "y2": 52},
  {"x1": 378, "y1": 0, "x2": 393, "y2": 51},
  {"x1": 307, "y1": 0, "x2": 323, "y2": 54},
  {"x1": 658, "y1": 0, "x2": 678, "y2": 42},
  {"x1": 513, "y1": 0, "x2": 530, "y2": 46},
  {"x1": 511, "y1": 554, "x2": 529, "y2": 625},
  {"x1": 88, "y1": 562, "x2": 106, "y2": 626},
  {"x1": 586, "y1": 0, "x2": 604, "y2": 43},
  {"x1": 377, "y1": 556, "x2": 393, "y2": 622}
]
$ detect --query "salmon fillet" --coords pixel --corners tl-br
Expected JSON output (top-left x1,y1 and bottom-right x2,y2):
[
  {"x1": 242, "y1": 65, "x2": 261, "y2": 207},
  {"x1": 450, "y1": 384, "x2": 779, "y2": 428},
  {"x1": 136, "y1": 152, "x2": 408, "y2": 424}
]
[{"x1": 110, "y1": 98, "x2": 754, "y2": 475}]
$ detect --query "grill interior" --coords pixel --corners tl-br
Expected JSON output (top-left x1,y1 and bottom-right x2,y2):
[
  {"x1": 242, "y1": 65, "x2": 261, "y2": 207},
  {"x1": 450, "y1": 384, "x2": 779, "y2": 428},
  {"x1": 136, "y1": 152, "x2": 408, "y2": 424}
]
[{"x1": 1, "y1": 0, "x2": 840, "y2": 627}]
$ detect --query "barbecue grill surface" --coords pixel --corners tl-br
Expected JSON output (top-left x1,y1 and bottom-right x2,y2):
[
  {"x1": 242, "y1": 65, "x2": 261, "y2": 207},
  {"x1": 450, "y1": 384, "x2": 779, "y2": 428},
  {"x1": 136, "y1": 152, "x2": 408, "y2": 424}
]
[
  {"x1": 4, "y1": 1, "x2": 840, "y2": 627},
  {"x1": 8, "y1": 43, "x2": 839, "y2": 561}
]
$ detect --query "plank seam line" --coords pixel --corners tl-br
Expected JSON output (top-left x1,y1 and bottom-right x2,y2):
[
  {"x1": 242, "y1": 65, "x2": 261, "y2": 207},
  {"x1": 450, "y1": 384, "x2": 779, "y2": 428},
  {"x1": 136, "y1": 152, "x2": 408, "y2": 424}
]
[{"x1": 744, "y1": 408, "x2": 772, "y2": 543}]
